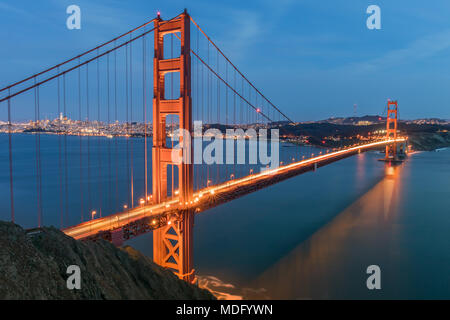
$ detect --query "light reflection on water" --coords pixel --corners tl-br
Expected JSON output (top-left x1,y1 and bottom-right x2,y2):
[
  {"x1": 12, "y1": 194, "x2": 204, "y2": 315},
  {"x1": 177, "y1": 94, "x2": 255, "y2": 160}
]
[
  {"x1": 246, "y1": 164, "x2": 405, "y2": 299},
  {"x1": 192, "y1": 150, "x2": 450, "y2": 299}
]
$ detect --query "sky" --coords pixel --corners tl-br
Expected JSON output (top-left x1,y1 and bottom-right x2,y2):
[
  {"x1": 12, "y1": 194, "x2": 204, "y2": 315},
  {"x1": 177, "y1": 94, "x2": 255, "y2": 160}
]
[{"x1": 1, "y1": 0, "x2": 450, "y2": 121}]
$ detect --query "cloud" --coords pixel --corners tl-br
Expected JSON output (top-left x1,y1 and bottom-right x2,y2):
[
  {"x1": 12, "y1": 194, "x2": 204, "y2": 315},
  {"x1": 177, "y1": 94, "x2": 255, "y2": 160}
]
[
  {"x1": 209, "y1": 0, "x2": 295, "y2": 62},
  {"x1": 0, "y1": 2, "x2": 31, "y2": 17},
  {"x1": 337, "y1": 30, "x2": 450, "y2": 74},
  {"x1": 212, "y1": 9, "x2": 264, "y2": 62}
]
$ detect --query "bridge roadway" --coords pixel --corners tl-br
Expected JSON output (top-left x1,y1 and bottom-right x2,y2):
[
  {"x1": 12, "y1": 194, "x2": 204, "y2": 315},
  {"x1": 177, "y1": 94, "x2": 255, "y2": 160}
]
[{"x1": 63, "y1": 138, "x2": 406, "y2": 241}]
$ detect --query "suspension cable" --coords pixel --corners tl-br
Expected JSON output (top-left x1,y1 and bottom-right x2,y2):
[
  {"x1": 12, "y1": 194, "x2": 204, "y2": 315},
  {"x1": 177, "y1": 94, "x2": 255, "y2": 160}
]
[
  {"x1": 190, "y1": 16, "x2": 293, "y2": 123},
  {"x1": 0, "y1": 18, "x2": 159, "y2": 93},
  {"x1": 0, "y1": 13, "x2": 183, "y2": 103}
]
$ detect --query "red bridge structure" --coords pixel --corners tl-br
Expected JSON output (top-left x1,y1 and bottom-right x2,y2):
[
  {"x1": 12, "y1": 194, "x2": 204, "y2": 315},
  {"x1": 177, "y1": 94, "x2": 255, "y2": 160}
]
[{"x1": 0, "y1": 10, "x2": 406, "y2": 283}]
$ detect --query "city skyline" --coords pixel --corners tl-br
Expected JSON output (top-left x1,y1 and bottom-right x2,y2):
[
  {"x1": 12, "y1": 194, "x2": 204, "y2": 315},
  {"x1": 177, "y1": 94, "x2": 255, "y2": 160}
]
[{"x1": 2, "y1": 1, "x2": 450, "y2": 121}]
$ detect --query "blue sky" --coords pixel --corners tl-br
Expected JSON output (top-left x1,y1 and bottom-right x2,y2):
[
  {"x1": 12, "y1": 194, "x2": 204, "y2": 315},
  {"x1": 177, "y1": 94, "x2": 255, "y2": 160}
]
[{"x1": 1, "y1": 0, "x2": 450, "y2": 121}]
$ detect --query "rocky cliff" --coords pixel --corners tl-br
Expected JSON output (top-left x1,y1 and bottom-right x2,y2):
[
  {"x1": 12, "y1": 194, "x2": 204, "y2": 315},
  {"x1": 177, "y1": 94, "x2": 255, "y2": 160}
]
[
  {"x1": 407, "y1": 131, "x2": 450, "y2": 151},
  {"x1": 0, "y1": 221, "x2": 214, "y2": 300}
]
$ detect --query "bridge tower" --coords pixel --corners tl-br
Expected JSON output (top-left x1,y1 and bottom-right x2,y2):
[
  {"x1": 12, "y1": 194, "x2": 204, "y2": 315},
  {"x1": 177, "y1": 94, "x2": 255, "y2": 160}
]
[
  {"x1": 385, "y1": 100, "x2": 398, "y2": 160},
  {"x1": 152, "y1": 10, "x2": 195, "y2": 282}
]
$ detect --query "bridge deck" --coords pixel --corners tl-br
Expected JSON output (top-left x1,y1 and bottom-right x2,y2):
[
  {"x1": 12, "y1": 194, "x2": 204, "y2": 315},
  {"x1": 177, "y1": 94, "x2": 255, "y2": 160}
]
[{"x1": 63, "y1": 139, "x2": 406, "y2": 241}]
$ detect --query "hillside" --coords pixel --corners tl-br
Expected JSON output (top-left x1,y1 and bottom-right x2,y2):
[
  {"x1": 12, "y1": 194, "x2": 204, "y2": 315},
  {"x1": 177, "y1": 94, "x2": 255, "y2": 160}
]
[
  {"x1": 0, "y1": 221, "x2": 214, "y2": 300},
  {"x1": 278, "y1": 121, "x2": 450, "y2": 151}
]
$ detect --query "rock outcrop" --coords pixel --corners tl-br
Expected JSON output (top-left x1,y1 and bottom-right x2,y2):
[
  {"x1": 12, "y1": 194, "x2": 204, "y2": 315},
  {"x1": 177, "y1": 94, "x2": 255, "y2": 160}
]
[{"x1": 0, "y1": 221, "x2": 214, "y2": 300}]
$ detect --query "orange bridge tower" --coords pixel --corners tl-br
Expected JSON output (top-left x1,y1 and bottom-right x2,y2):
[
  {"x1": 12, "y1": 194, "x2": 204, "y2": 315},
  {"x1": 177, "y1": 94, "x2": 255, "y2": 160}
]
[
  {"x1": 385, "y1": 100, "x2": 398, "y2": 160},
  {"x1": 152, "y1": 10, "x2": 194, "y2": 282}
]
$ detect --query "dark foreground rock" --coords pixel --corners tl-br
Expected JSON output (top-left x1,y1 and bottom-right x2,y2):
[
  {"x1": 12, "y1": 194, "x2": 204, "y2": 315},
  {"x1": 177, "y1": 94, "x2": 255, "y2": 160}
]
[{"x1": 0, "y1": 221, "x2": 214, "y2": 300}]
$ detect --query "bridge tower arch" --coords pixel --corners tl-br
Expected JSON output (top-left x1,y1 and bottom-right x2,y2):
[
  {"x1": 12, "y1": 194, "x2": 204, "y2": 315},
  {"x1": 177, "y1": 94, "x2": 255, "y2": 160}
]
[{"x1": 152, "y1": 10, "x2": 195, "y2": 282}]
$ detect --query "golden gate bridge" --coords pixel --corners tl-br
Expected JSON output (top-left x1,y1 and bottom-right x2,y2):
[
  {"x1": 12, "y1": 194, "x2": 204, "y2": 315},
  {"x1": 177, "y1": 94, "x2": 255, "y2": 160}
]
[{"x1": 0, "y1": 9, "x2": 406, "y2": 283}]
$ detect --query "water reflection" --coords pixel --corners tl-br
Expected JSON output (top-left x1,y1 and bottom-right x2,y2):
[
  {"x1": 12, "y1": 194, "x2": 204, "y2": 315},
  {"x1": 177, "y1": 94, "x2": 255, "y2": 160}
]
[{"x1": 245, "y1": 164, "x2": 405, "y2": 299}]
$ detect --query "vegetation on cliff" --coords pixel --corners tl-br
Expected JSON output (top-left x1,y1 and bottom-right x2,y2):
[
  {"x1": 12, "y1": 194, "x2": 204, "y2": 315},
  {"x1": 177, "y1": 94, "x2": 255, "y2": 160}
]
[{"x1": 0, "y1": 221, "x2": 214, "y2": 300}]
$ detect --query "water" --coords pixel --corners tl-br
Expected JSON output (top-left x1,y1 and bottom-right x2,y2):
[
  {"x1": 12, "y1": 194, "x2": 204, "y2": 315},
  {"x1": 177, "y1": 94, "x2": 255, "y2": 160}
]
[
  {"x1": 132, "y1": 148, "x2": 450, "y2": 299},
  {"x1": 1, "y1": 134, "x2": 449, "y2": 299},
  {"x1": 0, "y1": 133, "x2": 312, "y2": 227}
]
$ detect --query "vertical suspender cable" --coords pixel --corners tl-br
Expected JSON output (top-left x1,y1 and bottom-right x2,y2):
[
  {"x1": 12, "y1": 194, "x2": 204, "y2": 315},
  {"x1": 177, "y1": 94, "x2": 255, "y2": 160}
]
[
  {"x1": 7, "y1": 89, "x2": 14, "y2": 223},
  {"x1": 63, "y1": 74, "x2": 69, "y2": 225},
  {"x1": 34, "y1": 77, "x2": 42, "y2": 227},
  {"x1": 107, "y1": 53, "x2": 112, "y2": 212},
  {"x1": 201, "y1": 48, "x2": 204, "y2": 188},
  {"x1": 216, "y1": 50, "x2": 219, "y2": 184},
  {"x1": 57, "y1": 69, "x2": 63, "y2": 228},
  {"x1": 143, "y1": 33, "x2": 148, "y2": 202},
  {"x1": 78, "y1": 58, "x2": 84, "y2": 222},
  {"x1": 87, "y1": 64, "x2": 92, "y2": 217},
  {"x1": 130, "y1": 36, "x2": 134, "y2": 208},
  {"x1": 126, "y1": 40, "x2": 130, "y2": 211},
  {"x1": 171, "y1": 34, "x2": 174, "y2": 197},
  {"x1": 114, "y1": 43, "x2": 119, "y2": 212},
  {"x1": 196, "y1": 27, "x2": 200, "y2": 191},
  {"x1": 97, "y1": 50, "x2": 103, "y2": 217}
]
